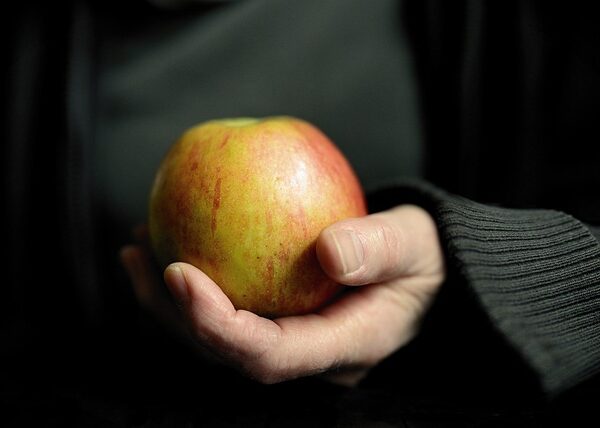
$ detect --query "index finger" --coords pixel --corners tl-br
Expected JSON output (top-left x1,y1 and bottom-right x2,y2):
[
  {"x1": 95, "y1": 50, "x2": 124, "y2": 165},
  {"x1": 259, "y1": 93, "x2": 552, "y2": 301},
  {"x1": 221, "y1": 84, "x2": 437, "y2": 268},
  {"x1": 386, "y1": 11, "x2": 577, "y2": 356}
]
[{"x1": 164, "y1": 262, "x2": 421, "y2": 384}]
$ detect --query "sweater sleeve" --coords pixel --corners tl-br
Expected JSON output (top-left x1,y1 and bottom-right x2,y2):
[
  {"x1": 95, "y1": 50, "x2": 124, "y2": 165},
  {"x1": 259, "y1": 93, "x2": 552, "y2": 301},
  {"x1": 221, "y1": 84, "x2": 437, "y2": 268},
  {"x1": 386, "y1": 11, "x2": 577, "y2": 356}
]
[{"x1": 367, "y1": 179, "x2": 600, "y2": 397}]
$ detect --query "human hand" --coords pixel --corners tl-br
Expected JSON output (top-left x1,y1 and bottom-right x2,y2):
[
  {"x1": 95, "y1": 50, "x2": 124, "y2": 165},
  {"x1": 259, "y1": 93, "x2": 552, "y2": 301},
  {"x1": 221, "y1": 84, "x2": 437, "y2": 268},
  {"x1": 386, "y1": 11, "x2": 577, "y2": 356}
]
[{"x1": 120, "y1": 204, "x2": 445, "y2": 385}]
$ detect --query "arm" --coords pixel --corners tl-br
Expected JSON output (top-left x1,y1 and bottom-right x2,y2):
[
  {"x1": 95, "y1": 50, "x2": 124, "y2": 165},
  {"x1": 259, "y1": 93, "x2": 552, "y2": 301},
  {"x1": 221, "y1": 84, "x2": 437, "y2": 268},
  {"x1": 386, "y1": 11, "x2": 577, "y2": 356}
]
[
  {"x1": 586, "y1": 225, "x2": 600, "y2": 244},
  {"x1": 368, "y1": 180, "x2": 600, "y2": 397},
  {"x1": 121, "y1": 179, "x2": 600, "y2": 398},
  {"x1": 121, "y1": 203, "x2": 446, "y2": 385}
]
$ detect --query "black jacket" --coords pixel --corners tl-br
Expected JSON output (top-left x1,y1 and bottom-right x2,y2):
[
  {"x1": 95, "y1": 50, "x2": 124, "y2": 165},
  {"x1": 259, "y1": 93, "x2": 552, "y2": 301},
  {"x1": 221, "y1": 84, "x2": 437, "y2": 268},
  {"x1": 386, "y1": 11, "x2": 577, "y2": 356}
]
[{"x1": 4, "y1": 0, "x2": 600, "y2": 425}]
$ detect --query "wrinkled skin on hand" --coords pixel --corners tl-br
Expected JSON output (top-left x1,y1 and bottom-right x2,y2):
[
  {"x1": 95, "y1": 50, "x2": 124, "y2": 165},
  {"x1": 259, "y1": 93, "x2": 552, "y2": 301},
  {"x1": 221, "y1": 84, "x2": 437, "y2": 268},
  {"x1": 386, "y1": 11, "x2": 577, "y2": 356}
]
[{"x1": 121, "y1": 204, "x2": 445, "y2": 386}]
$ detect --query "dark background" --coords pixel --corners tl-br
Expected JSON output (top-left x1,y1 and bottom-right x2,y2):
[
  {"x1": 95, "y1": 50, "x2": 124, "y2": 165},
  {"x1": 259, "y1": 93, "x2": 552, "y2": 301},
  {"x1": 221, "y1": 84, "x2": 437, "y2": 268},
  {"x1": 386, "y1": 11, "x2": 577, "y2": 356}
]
[{"x1": 3, "y1": 0, "x2": 600, "y2": 426}]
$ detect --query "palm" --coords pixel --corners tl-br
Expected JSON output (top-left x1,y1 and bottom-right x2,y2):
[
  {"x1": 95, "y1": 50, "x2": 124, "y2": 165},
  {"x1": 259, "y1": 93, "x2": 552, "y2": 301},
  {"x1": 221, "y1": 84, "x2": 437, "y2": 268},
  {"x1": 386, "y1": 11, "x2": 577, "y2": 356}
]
[{"x1": 121, "y1": 204, "x2": 445, "y2": 385}]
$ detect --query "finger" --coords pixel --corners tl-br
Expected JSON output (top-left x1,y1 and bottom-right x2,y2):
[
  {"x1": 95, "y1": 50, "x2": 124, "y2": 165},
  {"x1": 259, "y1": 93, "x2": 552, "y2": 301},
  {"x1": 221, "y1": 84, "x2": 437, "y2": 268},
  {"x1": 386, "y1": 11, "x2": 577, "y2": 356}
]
[
  {"x1": 120, "y1": 245, "x2": 160, "y2": 309},
  {"x1": 163, "y1": 262, "x2": 427, "y2": 384},
  {"x1": 273, "y1": 281, "x2": 427, "y2": 380},
  {"x1": 120, "y1": 245, "x2": 188, "y2": 338},
  {"x1": 163, "y1": 262, "x2": 284, "y2": 378},
  {"x1": 132, "y1": 224, "x2": 150, "y2": 246},
  {"x1": 316, "y1": 204, "x2": 443, "y2": 286}
]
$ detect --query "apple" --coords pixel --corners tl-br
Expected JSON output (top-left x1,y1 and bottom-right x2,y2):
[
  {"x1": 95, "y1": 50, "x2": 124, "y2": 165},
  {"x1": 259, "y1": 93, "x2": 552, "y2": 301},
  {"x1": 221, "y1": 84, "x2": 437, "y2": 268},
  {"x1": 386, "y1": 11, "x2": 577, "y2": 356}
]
[{"x1": 148, "y1": 116, "x2": 367, "y2": 317}]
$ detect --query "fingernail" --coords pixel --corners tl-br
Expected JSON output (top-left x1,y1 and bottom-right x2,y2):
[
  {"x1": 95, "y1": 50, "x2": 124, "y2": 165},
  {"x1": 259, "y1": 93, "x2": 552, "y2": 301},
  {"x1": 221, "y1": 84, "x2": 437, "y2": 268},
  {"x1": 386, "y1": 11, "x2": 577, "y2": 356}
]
[
  {"x1": 165, "y1": 265, "x2": 188, "y2": 304},
  {"x1": 330, "y1": 229, "x2": 364, "y2": 275}
]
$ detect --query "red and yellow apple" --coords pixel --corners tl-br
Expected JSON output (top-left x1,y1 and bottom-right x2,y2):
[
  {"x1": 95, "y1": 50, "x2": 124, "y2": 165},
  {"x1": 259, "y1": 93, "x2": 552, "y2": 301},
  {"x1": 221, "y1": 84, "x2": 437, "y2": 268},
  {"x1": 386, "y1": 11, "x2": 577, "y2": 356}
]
[{"x1": 148, "y1": 116, "x2": 367, "y2": 317}]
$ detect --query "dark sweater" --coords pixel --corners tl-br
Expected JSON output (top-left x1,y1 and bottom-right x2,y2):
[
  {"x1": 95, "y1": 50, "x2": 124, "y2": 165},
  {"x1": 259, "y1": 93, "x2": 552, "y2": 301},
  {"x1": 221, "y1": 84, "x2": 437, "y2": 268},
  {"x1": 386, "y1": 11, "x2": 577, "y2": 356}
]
[
  {"x1": 394, "y1": 0, "x2": 600, "y2": 398},
  {"x1": 364, "y1": 180, "x2": 600, "y2": 399},
  {"x1": 3, "y1": 0, "x2": 600, "y2": 424}
]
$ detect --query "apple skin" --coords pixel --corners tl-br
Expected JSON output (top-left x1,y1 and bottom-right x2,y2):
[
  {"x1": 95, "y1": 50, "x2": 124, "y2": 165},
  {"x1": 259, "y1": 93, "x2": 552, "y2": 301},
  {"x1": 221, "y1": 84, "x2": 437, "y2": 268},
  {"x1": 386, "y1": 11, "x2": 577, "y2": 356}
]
[{"x1": 148, "y1": 116, "x2": 367, "y2": 318}]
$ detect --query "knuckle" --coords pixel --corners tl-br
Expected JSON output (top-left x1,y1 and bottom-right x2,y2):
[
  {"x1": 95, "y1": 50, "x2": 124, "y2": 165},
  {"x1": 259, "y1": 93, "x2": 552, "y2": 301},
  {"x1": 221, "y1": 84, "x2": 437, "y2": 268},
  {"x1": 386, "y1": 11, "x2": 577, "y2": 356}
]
[
  {"x1": 243, "y1": 356, "x2": 286, "y2": 384},
  {"x1": 373, "y1": 220, "x2": 406, "y2": 271},
  {"x1": 237, "y1": 335, "x2": 288, "y2": 384}
]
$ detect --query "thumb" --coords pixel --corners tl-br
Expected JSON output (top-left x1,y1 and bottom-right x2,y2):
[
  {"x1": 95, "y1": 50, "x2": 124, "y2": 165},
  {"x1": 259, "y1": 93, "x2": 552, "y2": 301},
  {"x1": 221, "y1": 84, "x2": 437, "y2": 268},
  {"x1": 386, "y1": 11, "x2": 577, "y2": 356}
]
[{"x1": 316, "y1": 204, "x2": 442, "y2": 286}]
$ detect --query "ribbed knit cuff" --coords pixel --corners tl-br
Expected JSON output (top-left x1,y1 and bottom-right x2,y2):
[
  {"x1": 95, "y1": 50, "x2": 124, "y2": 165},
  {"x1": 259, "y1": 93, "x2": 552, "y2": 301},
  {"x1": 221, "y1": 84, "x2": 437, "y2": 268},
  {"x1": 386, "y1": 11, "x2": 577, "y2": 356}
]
[{"x1": 368, "y1": 179, "x2": 600, "y2": 397}]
